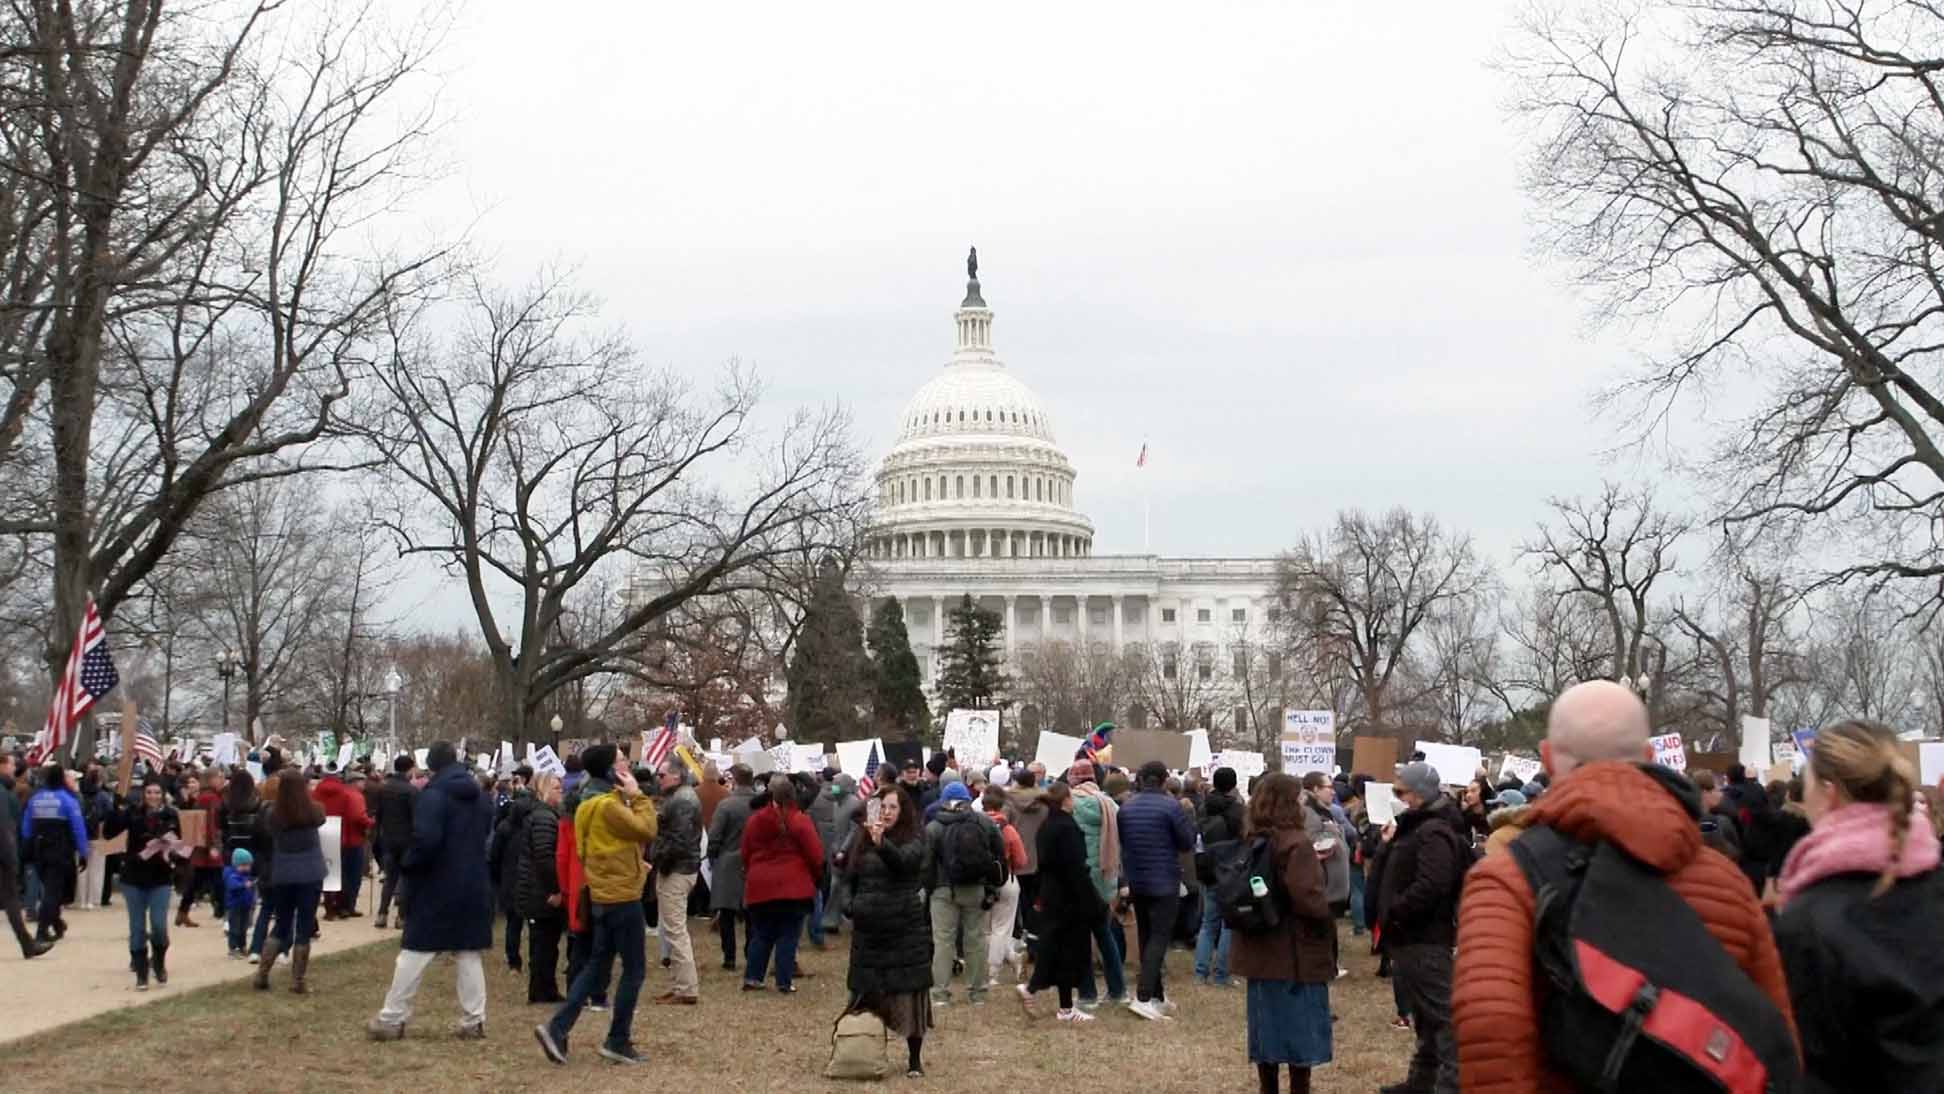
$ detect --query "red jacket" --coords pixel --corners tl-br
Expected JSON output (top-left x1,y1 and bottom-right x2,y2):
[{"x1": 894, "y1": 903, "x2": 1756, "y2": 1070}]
[
  {"x1": 313, "y1": 776, "x2": 374, "y2": 849},
  {"x1": 556, "y1": 815, "x2": 587, "y2": 934},
  {"x1": 740, "y1": 804, "x2": 824, "y2": 906},
  {"x1": 191, "y1": 789, "x2": 225, "y2": 868}
]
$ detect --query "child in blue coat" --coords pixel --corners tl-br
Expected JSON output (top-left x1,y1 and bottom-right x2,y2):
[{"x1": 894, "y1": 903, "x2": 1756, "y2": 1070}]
[{"x1": 223, "y1": 849, "x2": 256, "y2": 958}]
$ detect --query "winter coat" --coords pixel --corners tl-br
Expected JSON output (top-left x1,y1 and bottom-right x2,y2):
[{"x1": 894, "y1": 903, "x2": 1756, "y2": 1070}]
[
  {"x1": 843, "y1": 829, "x2": 932, "y2": 997},
  {"x1": 1304, "y1": 799, "x2": 1351, "y2": 905},
  {"x1": 573, "y1": 780, "x2": 657, "y2": 906},
  {"x1": 741, "y1": 803, "x2": 823, "y2": 906},
  {"x1": 102, "y1": 802, "x2": 181, "y2": 889},
  {"x1": 1454, "y1": 762, "x2": 1796, "y2": 1094},
  {"x1": 1374, "y1": 792, "x2": 1468, "y2": 949},
  {"x1": 832, "y1": 790, "x2": 866, "y2": 866},
  {"x1": 371, "y1": 772, "x2": 418, "y2": 858},
  {"x1": 1003, "y1": 786, "x2": 1048, "y2": 874},
  {"x1": 1774, "y1": 803, "x2": 1944, "y2": 1094},
  {"x1": 516, "y1": 799, "x2": 563, "y2": 921},
  {"x1": 0, "y1": 773, "x2": 17, "y2": 870},
  {"x1": 922, "y1": 802, "x2": 1004, "y2": 890},
  {"x1": 313, "y1": 776, "x2": 372, "y2": 848},
  {"x1": 1229, "y1": 824, "x2": 1334, "y2": 983},
  {"x1": 706, "y1": 788, "x2": 754, "y2": 910},
  {"x1": 1197, "y1": 789, "x2": 1246, "y2": 848},
  {"x1": 1482, "y1": 804, "x2": 1533, "y2": 858},
  {"x1": 267, "y1": 811, "x2": 327, "y2": 888},
  {"x1": 1033, "y1": 810, "x2": 1104, "y2": 929},
  {"x1": 21, "y1": 787, "x2": 88, "y2": 867},
  {"x1": 490, "y1": 792, "x2": 535, "y2": 903},
  {"x1": 651, "y1": 787, "x2": 703, "y2": 876},
  {"x1": 696, "y1": 779, "x2": 728, "y2": 830},
  {"x1": 400, "y1": 761, "x2": 495, "y2": 953},
  {"x1": 983, "y1": 807, "x2": 1029, "y2": 875},
  {"x1": 1116, "y1": 788, "x2": 1195, "y2": 896},
  {"x1": 1072, "y1": 790, "x2": 1116, "y2": 902},
  {"x1": 223, "y1": 865, "x2": 257, "y2": 912}
]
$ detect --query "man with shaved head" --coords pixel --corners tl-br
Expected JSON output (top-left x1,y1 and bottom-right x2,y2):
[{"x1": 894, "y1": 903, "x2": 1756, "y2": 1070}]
[{"x1": 1450, "y1": 682, "x2": 1797, "y2": 1092}]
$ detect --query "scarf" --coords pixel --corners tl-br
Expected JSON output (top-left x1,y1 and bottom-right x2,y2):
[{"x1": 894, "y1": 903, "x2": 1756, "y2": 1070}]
[
  {"x1": 1777, "y1": 799, "x2": 1940, "y2": 908},
  {"x1": 1072, "y1": 781, "x2": 1120, "y2": 884}
]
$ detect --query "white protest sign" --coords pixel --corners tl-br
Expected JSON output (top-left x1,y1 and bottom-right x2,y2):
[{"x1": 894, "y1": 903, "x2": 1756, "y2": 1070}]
[
  {"x1": 335, "y1": 742, "x2": 354, "y2": 770},
  {"x1": 1213, "y1": 750, "x2": 1266, "y2": 778},
  {"x1": 942, "y1": 709, "x2": 1002, "y2": 769},
  {"x1": 320, "y1": 817, "x2": 343, "y2": 893},
  {"x1": 1186, "y1": 729, "x2": 1212, "y2": 772},
  {"x1": 734, "y1": 736, "x2": 765, "y2": 756},
  {"x1": 1649, "y1": 732, "x2": 1686, "y2": 771},
  {"x1": 245, "y1": 760, "x2": 264, "y2": 782},
  {"x1": 531, "y1": 745, "x2": 566, "y2": 779},
  {"x1": 794, "y1": 743, "x2": 825, "y2": 773},
  {"x1": 1417, "y1": 742, "x2": 1483, "y2": 788},
  {"x1": 1365, "y1": 782, "x2": 1399, "y2": 826},
  {"x1": 499, "y1": 741, "x2": 515, "y2": 770},
  {"x1": 1921, "y1": 742, "x2": 1944, "y2": 788},
  {"x1": 747, "y1": 747, "x2": 777, "y2": 775},
  {"x1": 1280, "y1": 709, "x2": 1336, "y2": 775},
  {"x1": 834, "y1": 738, "x2": 886, "y2": 777},
  {"x1": 1771, "y1": 739, "x2": 1798, "y2": 771},
  {"x1": 212, "y1": 733, "x2": 240, "y2": 767},
  {"x1": 1034, "y1": 730, "x2": 1085, "y2": 771},
  {"x1": 414, "y1": 748, "x2": 429, "y2": 770},
  {"x1": 1740, "y1": 716, "x2": 1772, "y2": 772},
  {"x1": 1498, "y1": 754, "x2": 1543, "y2": 784}
]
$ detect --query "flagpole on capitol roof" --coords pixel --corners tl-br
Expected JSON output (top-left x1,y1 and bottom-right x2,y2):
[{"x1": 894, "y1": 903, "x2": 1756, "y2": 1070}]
[{"x1": 1137, "y1": 441, "x2": 1150, "y2": 554}]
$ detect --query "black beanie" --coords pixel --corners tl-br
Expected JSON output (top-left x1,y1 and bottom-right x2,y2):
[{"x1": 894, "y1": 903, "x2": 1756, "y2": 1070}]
[
  {"x1": 582, "y1": 744, "x2": 618, "y2": 783},
  {"x1": 1212, "y1": 766, "x2": 1237, "y2": 793},
  {"x1": 425, "y1": 740, "x2": 457, "y2": 772}
]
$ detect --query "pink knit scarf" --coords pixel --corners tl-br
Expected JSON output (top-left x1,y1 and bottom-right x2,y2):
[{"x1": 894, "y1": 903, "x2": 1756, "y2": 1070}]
[{"x1": 1776, "y1": 799, "x2": 1939, "y2": 907}]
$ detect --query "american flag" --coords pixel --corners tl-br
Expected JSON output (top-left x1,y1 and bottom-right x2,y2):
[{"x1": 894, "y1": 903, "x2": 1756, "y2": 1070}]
[
  {"x1": 643, "y1": 711, "x2": 679, "y2": 769},
  {"x1": 25, "y1": 598, "x2": 118, "y2": 765},
  {"x1": 133, "y1": 719, "x2": 164, "y2": 772},
  {"x1": 1135, "y1": 443, "x2": 1147, "y2": 468},
  {"x1": 857, "y1": 741, "x2": 881, "y2": 797}
]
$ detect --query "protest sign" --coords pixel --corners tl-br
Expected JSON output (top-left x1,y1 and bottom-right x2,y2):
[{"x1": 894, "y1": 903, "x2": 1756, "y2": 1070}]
[
  {"x1": 1185, "y1": 729, "x2": 1212, "y2": 772},
  {"x1": 414, "y1": 748, "x2": 429, "y2": 770},
  {"x1": 942, "y1": 710, "x2": 1002, "y2": 769},
  {"x1": 530, "y1": 745, "x2": 566, "y2": 779},
  {"x1": 1740, "y1": 716, "x2": 1772, "y2": 772},
  {"x1": 212, "y1": 733, "x2": 240, "y2": 767},
  {"x1": 747, "y1": 747, "x2": 778, "y2": 775},
  {"x1": 1116, "y1": 729, "x2": 1194, "y2": 771},
  {"x1": 1416, "y1": 742, "x2": 1481, "y2": 788},
  {"x1": 335, "y1": 742, "x2": 354, "y2": 770},
  {"x1": 1686, "y1": 750, "x2": 1737, "y2": 775},
  {"x1": 1350, "y1": 736, "x2": 1398, "y2": 779},
  {"x1": 1033, "y1": 730, "x2": 1085, "y2": 772},
  {"x1": 1212, "y1": 750, "x2": 1266, "y2": 779},
  {"x1": 1365, "y1": 782, "x2": 1399, "y2": 826},
  {"x1": 1498, "y1": 754, "x2": 1543, "y2": 783},
  {"x1": 1921, "y1": 742, "x2": 1944, "y2": 788},
  {"x1": 178, "y1": 809, "x2": 209, "y2": 851},
  {"x1": 1771, "y1": 739, "x2": 1799, "y2": 771},
  {"x1": 320, "y1": 817, "x2": 343, "y2": 893},
  {"x1": 1650, "y1": 733, "x2": 1687, "y2": 772},
  {"x1": 1280, "y1": 710, "x2": 1337, "y2": 775},
  {"x1": 834, "y1": 738, "x2": 886, "y2": 777}
]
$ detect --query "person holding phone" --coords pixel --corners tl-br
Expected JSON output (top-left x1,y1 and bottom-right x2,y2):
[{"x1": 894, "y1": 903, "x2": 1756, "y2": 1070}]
[{"x1": 844, "y1": 785, "x2": 934, "y2": 1078}]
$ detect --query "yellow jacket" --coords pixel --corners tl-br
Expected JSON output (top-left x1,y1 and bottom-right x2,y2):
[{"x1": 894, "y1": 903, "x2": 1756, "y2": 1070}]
[{"x1": 575, "y1": 785, "x2": 658, "y2": 905}]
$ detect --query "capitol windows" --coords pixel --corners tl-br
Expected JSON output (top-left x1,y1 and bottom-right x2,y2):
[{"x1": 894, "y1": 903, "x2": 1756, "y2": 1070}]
[
  {"x1": 1006, "y1": 476, "x2": 1014, "y2": 498},
  {"x1": 972, "y1": 477, "x2": 981, "y2": 499},
  {"x1": 924, "y1": 480, "x2": 932, "y2": 500},
  {"x1": 956, "y1": 476, "x2": 964, "y2": 499},
  {"x1": 1162, "y1": 649, "x2": 1179, "y2": 680},
  {"x1": 1232, "y1": 608, "x2": 1247, "y2": 623},
  {"x1": 1233, "y1": 648, "x2": 1249, "y2": 677},
  {"x1": 989, "y1": 475, "x2": 997, "y2": 497},
  {"x1": 1090, "y1": 608, "x2": 1107, "y2": 625},
  {"x1": 1197, "y1": 608, "x2": 1212, "y2": 623},
  {"x1": 1161, "y1": 608, "x2": 1177, "y2": 623},
  {"x1": 1196, "y1": 648, "x2": 1214, "y2": 682}
]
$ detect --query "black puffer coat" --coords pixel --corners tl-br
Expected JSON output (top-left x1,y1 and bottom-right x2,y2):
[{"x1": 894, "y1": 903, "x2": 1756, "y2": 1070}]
[
  {"x1": 1374, "y1": 792, "x2": 1468, "y2": 949},
  {"x1": 843, "y1": 829, "x2": 932, "y2": 997},
  {"x1": 515, "y1": 799, "x2": 562, "y2": 922}
]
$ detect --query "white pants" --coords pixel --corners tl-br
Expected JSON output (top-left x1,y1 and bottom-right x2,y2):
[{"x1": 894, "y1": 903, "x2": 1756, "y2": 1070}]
[
  {"x1": 375, "y1": 948, "x2": 486, "y2": 1027},
  {"x1": 986, "y1": 878, "x2": 1021, "y2": 976}
]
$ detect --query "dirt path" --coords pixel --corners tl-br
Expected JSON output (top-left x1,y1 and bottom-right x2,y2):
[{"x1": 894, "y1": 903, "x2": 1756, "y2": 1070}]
[{"x1": 0, "y1": 889, "x2": 397, "y2": 1045}]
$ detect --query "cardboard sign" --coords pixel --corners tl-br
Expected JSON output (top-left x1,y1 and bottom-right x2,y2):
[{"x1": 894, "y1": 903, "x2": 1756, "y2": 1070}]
[
  {"x1": 1739, "y1": 716, "x2": 1772, "y2": 772},
  {"x1": 1349, "y1": 736, "x2": 1398, "y2": 779},
  {"x1": 882, "y1": 740, "x2": 925, "y2": 773},
  {"x1": 1417, "y1": 742, "x2": 1482, "y2": 788},
  {"x1": 1185, "y1": 729, "x2": 1212, "y2": 772},
  {"x1": 1114, "y1": 729, "x2": 1194, "y2": 771},
  {"x1": 1365, "y1": 782, "x2": 1399, "y2": 826},
  {"x1": 1650, "y1": 733, "x2": 1687, "y2": 772},
  {"x1": 320, "y1": 817, "x2": 343, "y2": 894},
  {"x1": 1686, "y1": 751, "x2": 1738, "y2": 775},
  {"x1": 1498, "y1": 754, "x2": 1544, "y2": 784},
  {"x1": 178, "y1": 809, "x2": 209, "y2": 849},
  {"x1": 1920, "y1": 742, "x2": 1944, "y2": 788},
  {"x1": 942, "y1": 710, "x2": 1002, "y2": 769},
  {"x1": 1032, "y1": 730, "x2": 1085, "y2": 772}
]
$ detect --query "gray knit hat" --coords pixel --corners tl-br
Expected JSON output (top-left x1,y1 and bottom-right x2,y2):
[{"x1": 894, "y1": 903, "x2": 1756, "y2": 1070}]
[{"x1": 1394, "y1": 761, "x2": 1442, "y2": 799}]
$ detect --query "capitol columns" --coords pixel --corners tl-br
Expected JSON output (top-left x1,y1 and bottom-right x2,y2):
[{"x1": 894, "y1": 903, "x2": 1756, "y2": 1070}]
[
  {"x1": 1040, "y1": 595, "x2": 1054, "y2": 645},
  {"x1": 1004, "y1": 596, "x2": 1017, "y2": 663},
  {"x1": 1113, "y1": 595, "x2": 1124, "y2": 654}
]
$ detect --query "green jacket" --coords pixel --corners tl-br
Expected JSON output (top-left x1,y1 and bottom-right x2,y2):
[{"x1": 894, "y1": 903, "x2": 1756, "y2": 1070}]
[{"x1": 1072, "y1": 793, "x2": 1114, "y2": 903}]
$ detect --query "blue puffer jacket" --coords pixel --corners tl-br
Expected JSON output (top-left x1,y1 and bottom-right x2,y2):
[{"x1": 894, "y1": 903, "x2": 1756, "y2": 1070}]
[{"x1": 1116, "y1": 789, "x2": 1194, "y2": 896}]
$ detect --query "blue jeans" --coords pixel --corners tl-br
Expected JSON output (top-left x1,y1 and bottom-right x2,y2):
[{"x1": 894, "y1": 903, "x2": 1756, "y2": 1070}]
[
  {"x1": 250, "y1": 895, "x2": 274, "y2": 955},
  {"x1": 120, "y1": 882, "x2": 171, "y2": 952},
  {"x1": 270, "y1": 881, "x2": 321, "y2": 947},
  {"x1": 340, "y1": 846, "x2": 365, "y2": 912},
  {"x1": 1194, "y1": 887, "x2": 1232, "y2": 982},
  {"x1": 1079, "y1": 906, "x2": 1127, "y2": 1003},
  {"x1": 745, "y1": 899, "x2": 807, "y2": 989},
  {"x1": 805, "y1": 876, "x2": 827, "y2": 946},
  {"x1": 22, "y1": 864, "x2": 40, "y2": 920},
  {"x1": 548, "y1": 900, "x2": 646, "y2": 1052},
  {"x1": 227, "y1": 904, "x2": 252, "y2": 951},
  {"x1": 1348, "y1": 862, "x2": 1367, "y2": 933}
]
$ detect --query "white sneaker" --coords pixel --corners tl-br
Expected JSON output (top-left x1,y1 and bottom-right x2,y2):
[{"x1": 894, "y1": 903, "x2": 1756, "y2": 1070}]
[
  {"x1": 1126, "y1": 998, "x2": 1167, "y2": 1022},
  {"x1": 247, "y1": 953, "x2": 260, "y2": 964},
  {"x1": 1056, "y1": 1007, "x2": 1096, "y2": 1023},
  {"x1": 1156, "y1": 999, "x2": 1178, "y2": 1018},
  {"x1": 1335, "y1": 967, "x2": 1349, "y2": 980}
]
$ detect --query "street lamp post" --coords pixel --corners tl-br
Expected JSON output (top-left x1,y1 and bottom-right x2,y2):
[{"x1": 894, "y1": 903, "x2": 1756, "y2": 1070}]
[
  {"x1": 384, "y1": 668, "x2": 403, "y2": 756},
  {"x1": 216, "y1": 648, "x2": 240, "y2": 737},
  {"x1": 550, "y1": 714, "x2": 563, "y2": 755}
]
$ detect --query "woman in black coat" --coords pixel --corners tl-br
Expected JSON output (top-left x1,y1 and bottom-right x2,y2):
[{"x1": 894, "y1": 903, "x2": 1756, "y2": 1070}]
[
  {"x1": 516, "y1": 774, "x2": 565, "y2": 1004},
  {"x1": 101, "y1": 779, "x2": 182, "y2": 990},
  {"x1": 1016, "y1": 781, "x2": 1105, "y2": 1022},
  {"x1": 843, "y1": 784, "x2": 932, "y2": 1078}
]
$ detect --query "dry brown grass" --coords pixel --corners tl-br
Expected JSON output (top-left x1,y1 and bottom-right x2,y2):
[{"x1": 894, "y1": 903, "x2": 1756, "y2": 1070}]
[{"x1": 11, "y1": 920, "x2": 1414, "y2": 1093}]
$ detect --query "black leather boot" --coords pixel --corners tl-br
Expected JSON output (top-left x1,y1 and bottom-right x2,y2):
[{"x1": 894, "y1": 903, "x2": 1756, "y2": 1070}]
[
  {"x1": 132, "y1": 948, "x2": 150, "y2": 991},
  {"x1": 151, "y1": 941, "x2": 169, "y2": 985}
]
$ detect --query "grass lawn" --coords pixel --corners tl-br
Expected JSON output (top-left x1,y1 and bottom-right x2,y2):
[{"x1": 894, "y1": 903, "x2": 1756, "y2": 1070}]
[{"x1": 11, "y1": 920, "x2": 1410, "y2": 1093}]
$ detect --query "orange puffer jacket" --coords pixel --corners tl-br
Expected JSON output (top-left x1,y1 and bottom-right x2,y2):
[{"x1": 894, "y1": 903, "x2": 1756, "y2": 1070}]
[{"x1": 1453, "y1": 762, "x2": 1797, "y2": 1094}]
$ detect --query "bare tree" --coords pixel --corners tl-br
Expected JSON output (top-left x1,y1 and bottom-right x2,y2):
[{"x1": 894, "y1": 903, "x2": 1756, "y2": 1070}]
[
  {"x1": 1523, "y1": 484, "x2": 1687, "y2": 696},
  {"x1": 367, "y1": 274, "x2": 864, "y2": 741},
  {"x1": 1013, "y1": 641, "x2": 1127, "y2": 748},
  {"x1": 1493, "y1": 583, "x2": 1609, "y2": 711},
  {"x1": 1672, "y1": 563, "x2": 1806, "y2": 736},
  {"x1": 1505, "y1": 2, "x2": 1944, "y2": 609},
  {"x1": 1277, "y1": 508, "x2": 1481, "y2": 740}
]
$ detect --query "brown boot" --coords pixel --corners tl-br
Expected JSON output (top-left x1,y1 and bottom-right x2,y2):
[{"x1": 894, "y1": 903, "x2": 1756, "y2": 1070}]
[
  {"x1": 175, "y1": 904, "x2": 198, "y2": 928},
  {"x1": 289, "y1": 945, "x2": 310, "y2": 994},
  {"x1": 254, "y1": 939, "x2": 282, "y2": 990}
]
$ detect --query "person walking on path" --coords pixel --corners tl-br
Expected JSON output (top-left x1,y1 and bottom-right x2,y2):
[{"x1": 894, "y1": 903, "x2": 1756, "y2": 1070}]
[
  {"x1": 650, "y1": 758, "x2": 703, "y2": 1004},
  {"x1": 1, "y1": 755, "x2": 51, "y2": 959},
  {"x1": 534, "y1": 744, "x2": 657, "y2": 1066},
  {"x1": 371, "y1": 754, "x2": 418, "y2": 930},
  {"x1": 705, "y1": 764, "x2": 756, "y2": 971},
  {"x1": 21, "y1": 763, "x2": 87, "y2": 945},
  {"x1": 101, "y1": 778, "x2": 181, "y2": 990},
  {"x1": 1015, "y1": 780, "x2": 1104, "y2": 1023},
  {"x1": 1775, "y1": 718, "x2": 1943, "y2": 1092},
  {"x1": 1230, "y1": 773, "x2": 1334, "y2": 1094},
  {"x1": 517, "y1": 774, "x2": 567, "y2": 1004},
  {"x1": 980, "y1": 785, "x2": 1029, "y2": 980},
  {"x1": 254, "y1": 768, "x2": 326, "y2": 993},
  {"x1": 843, "y1": 784, "x2": 934, "y2": 1078},
  {"x1": 740, "y1": 773, "x2": 824, "y2": 993},
  {"x1": 367, "y1": 741, "x2": 496, "y2": 1042},
  {"x1": 1117, "y1": 760, "x2": 1196, "y2": 1021}
]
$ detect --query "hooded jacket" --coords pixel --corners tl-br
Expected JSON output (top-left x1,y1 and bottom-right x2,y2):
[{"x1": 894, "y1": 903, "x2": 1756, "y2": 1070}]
[
  {"x1": 371, "y1": 772, "x2": 418, "y2": 856},
  {"x1": 574, "y1": 777, "x2": 657, "y2": 906},
  {"x1": 1374, "y1": 791, "x2": 1468, "y2": 949},
  {"x1": 1453, "y1": 762, "x2": 1796, "y2": 1094},
  {"x1": 401, "y1": 762, "x2": 495, "y2": 953},
  {"x1": 1003, "y1": 785, "x2": 1049, "y2": 875},
  {"x1": 312, "y1": 775, "x2": 373, "y2": 849}
]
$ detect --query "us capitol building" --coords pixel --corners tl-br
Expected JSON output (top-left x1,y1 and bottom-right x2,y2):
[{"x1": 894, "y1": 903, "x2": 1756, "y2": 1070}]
[{"x1": 867, "y1": 253, "x2": 1278, "y2": 730}]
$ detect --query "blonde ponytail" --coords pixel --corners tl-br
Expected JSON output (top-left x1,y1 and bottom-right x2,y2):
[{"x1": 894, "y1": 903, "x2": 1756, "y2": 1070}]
[{"x1": 1810, "y1": 720, "x2": 1919, "y2": 899}]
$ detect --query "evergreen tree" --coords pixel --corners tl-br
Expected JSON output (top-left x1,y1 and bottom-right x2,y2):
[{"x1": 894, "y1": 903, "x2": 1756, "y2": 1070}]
[
  {"x1": 935, "y1": 593, "x2": 1011, "y2": 719},
  {"x1": 785, "y1": 561, "x2": 872, "y2": 745},
  {"x1": 867, "y1": 598, "x2": 930, "y2": 740}
]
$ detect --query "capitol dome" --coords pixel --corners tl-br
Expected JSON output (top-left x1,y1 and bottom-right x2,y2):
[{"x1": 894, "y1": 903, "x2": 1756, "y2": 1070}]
[{"x1": 868, "y1": 257, "x2": 1095, "y2": 562}]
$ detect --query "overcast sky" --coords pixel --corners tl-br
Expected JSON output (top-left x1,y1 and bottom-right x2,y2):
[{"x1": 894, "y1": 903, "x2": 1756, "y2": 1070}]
[{"x1": 389, "y1": 0, "x2": 1676, "y2": 630}]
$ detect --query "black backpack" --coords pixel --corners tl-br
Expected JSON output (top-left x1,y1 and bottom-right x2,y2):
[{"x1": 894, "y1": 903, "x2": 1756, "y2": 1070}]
[
  {"x1": 1193, "y1": 810, "x2": 1235, "y2": 884},
  {"x1": 940, "y1": 814, "x2": 1002, "y2": 886},
  {"x1": 1509, "y1": 825, "x2": 1802, "y2": 1094},
  {"x1": 1211, "y1": 835, "x2": 1285, "y2": 933}
]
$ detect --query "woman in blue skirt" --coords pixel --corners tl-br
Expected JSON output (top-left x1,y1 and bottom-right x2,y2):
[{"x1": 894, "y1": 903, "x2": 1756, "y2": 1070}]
[{"x1": 1229, "y1": 772, "x2": 1333, "y2": 1094}]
